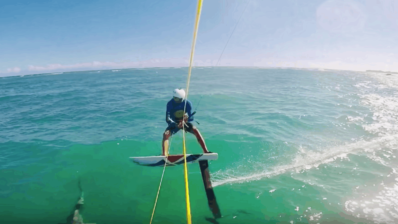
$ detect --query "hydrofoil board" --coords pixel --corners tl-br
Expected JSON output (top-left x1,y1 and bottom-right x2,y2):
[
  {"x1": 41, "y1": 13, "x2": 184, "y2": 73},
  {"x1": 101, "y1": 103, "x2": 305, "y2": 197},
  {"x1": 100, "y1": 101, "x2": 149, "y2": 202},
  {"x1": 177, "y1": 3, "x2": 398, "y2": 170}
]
[{"x1": 130, "y1": 153, "x2": 218, "y2": 167}]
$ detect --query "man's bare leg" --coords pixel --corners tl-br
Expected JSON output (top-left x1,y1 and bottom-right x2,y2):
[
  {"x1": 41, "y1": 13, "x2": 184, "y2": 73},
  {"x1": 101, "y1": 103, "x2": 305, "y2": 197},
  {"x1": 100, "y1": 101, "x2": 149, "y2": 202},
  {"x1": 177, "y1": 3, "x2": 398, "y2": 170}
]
[
  {"x1": 162, "y1": 130, "x2": 171, "y2": 156},
  {"x1": 190, "y1": 126, "x2": 210, "y2": 153}
]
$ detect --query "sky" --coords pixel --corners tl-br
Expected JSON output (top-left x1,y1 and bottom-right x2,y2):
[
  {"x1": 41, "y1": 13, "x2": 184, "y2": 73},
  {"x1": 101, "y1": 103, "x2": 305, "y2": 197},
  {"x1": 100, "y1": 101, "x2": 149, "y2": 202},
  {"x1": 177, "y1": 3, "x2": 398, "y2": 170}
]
[{"x1": 1, "y1": 0, "x2": 398, "y2": 76}]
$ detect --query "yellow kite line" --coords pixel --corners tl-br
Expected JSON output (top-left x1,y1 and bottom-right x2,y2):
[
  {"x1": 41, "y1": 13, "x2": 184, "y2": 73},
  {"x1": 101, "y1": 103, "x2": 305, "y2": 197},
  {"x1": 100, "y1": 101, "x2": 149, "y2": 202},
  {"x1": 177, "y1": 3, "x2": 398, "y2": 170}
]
[{"x1": 183, "y1": 0, "x2": 203, "y2": 223}]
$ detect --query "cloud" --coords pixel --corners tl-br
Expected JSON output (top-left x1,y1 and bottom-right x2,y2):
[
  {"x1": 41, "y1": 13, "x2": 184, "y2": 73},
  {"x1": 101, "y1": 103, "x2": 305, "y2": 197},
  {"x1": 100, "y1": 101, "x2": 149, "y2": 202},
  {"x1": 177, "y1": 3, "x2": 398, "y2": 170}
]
[
  {"x1": 0, "y1": 67, "x2": 21, "y2": 74},
  {"x1": 28, "y1": 61, "x2": 115, "y2": 71},
  {"x1": 27, "y1": 58, "x2": 193, "y2": 73},
  {"x1": 317, "y1": 0, "x2": 367, "y2": 33},
  {"x1": 8, "y1": 67, "x2": 21, "y2": 73}
]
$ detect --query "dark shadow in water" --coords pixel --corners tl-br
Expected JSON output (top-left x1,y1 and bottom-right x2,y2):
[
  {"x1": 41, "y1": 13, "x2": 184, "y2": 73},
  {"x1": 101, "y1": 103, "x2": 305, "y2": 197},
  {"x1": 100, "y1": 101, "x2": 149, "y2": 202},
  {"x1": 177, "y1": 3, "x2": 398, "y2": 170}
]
[
  {"x1": 205, "y1": 217, "x2": 220, "y2": 224},
  {"x1": 237, "y1": 209, "x2": 253, "y2": 215},
  {"x1": 58, "y1": 176, "x2": 84, "y2": 224},
  {"x1": 204, "y1": 209, "x2": 255, "y2": 223}
]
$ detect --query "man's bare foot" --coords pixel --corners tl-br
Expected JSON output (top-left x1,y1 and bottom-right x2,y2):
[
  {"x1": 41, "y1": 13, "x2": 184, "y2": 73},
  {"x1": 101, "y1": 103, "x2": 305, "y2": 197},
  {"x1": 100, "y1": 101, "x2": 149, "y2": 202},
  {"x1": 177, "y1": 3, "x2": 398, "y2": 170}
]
[{"x1": 77, "y1": 198, "x2": 84, "y2": 205}]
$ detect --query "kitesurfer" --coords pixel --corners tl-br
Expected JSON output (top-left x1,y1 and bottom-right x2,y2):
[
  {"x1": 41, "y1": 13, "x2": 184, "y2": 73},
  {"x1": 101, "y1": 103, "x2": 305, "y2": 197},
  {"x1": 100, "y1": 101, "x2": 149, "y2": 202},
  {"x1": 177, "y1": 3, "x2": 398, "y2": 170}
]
[
  {"x1": 70, "y1": 196, "x2": 85, "y2": 224},
  {"x1": 162, "y1": 88, "x2": 211, "y2": 156},
  {"x1": 64, "y1": 178, "x2": 96, "y2": 224}
]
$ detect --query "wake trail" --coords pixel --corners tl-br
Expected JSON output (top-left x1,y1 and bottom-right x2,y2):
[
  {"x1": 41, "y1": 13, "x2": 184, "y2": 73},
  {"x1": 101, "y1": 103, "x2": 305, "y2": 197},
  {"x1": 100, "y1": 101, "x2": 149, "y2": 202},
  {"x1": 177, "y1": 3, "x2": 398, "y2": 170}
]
[{"x1": 213, "y1": 134, "x2": 398, "y2": 187}]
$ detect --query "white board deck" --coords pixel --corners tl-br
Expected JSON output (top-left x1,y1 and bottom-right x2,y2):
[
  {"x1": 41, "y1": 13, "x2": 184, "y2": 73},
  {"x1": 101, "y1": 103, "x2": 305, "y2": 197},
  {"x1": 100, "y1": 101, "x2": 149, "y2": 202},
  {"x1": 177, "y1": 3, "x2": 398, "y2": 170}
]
[{"x1": 130, "y1": 153, "x2": 218, "y2": 166}]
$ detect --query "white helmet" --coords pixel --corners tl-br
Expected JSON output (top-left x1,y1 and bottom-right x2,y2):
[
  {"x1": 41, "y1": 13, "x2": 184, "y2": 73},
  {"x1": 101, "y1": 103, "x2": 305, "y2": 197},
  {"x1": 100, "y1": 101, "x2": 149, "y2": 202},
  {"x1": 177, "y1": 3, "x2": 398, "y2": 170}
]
[{"x1": 173, "y1": 88, "x2": 185, "y2": 99}]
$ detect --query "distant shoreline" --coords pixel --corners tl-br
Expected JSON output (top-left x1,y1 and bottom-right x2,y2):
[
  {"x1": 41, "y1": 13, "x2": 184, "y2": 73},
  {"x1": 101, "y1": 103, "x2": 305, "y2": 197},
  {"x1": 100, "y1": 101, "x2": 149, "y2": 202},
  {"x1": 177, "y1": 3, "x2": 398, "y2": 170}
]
[
  {"x1": 2, "y1": 67, "x2": 397, "y2": 78},
  {"x1": 366, "y1": 70, "x2": 398, "y2": 74}
]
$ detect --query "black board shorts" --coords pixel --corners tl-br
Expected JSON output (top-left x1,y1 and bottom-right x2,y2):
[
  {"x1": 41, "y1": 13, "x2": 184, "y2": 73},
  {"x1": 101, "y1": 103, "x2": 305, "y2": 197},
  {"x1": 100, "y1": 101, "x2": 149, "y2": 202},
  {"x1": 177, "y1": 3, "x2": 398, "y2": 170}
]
[{"x1": 166, "y1": 122, "x2": 193, "y2": 134}]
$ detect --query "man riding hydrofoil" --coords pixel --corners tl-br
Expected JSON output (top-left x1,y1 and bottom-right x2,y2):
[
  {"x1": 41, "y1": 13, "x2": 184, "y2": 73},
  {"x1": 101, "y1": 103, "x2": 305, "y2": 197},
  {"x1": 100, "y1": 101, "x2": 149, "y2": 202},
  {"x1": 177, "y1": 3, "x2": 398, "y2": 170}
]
[{"x1": 162, "y1": 89, "x2": 210, "y2": 156}]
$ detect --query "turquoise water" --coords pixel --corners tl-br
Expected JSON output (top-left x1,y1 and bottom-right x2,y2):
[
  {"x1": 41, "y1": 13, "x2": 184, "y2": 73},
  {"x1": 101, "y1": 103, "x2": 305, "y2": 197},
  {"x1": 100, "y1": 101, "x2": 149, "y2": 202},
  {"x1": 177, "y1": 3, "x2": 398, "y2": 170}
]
[{"x1": 1, "y1": 68, "x2": 397, "y2": 224}]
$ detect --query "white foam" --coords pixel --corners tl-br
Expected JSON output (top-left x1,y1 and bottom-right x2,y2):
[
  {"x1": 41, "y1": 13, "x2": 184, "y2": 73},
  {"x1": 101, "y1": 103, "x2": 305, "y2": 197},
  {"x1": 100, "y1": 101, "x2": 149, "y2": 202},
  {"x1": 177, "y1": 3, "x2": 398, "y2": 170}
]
[
  {"x1": 345, "y1": 182, "x2": 398, "y2": 224},
  {"x1": 365, "y1": 72, "x2": 398, "y2": 89},
  {"x1": 361, "y1": 94, "x2": 398, "y2": 136},
  {"x1": 358, "y1": 73, "x2": 398, "y2": 138},
  {"x1": 354, "y1": 81, "x2": 372, "y2": 89},
  {"x1": 213, "y1": 135, "x2": 398, "y2": 187},
  {"x1": 347, "y1": 116, "x2": 364, "y2": 122},
  {"x1": 308, "y1": 212, "x2": 322, "y2": 222}
]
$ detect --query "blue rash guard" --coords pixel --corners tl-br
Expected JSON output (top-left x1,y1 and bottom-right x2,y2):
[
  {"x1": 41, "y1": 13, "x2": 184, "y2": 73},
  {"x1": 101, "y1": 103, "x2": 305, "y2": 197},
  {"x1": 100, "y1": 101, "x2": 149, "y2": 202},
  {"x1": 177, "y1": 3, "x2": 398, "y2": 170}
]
[{"x1": 165, "y1": 99, "x2": 194, "y2": 125}]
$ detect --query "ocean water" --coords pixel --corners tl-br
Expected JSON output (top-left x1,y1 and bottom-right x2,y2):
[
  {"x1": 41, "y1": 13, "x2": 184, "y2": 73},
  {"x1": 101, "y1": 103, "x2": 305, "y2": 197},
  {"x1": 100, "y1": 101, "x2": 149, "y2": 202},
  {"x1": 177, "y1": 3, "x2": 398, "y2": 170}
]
[{"x1": 1, "y1": 67, "x2": 397, "y2": 224}]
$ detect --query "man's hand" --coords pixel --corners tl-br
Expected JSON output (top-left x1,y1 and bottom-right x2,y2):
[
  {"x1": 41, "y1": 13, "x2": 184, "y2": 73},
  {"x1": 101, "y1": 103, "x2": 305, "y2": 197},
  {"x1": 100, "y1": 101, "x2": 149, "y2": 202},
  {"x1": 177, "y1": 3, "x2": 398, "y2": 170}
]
[
  {"x1": 177, "y1": 114, "x2": 188, "y2": 129},
  {"x1": 178, "y1": 120, "x2": 184, "y2": 129}
]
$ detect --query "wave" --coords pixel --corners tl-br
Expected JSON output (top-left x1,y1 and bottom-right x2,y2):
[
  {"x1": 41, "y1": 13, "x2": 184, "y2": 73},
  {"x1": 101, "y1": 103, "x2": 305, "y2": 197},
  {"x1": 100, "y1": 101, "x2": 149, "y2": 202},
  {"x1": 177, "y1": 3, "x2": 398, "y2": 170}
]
[
  {"x1": 213, "y1": 73, "x2": 398, "y2": 187},
  {"x1": 212, "y1": 135, "x2": 398, "y2": 187},
  {"x1": 345, "y1": 176, "x2": 398, "y2": 224}
]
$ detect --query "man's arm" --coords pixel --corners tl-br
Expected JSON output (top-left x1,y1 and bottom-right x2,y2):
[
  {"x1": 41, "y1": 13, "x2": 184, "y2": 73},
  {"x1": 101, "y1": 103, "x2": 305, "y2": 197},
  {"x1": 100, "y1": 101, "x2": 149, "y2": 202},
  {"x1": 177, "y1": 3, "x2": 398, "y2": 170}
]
[
  {"x1": 186, "y1": 101, "x2": 194, "y2": 122},
  {"x1": 165, "y1": 102, "x2": 174, "y2": 124}
]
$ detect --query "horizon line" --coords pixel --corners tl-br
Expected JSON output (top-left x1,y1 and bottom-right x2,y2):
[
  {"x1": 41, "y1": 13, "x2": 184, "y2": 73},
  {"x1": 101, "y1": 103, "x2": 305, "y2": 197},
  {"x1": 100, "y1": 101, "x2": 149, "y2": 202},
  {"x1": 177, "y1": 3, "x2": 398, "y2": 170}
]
[{"x1": 2, "y1": 65, "x2": 395, "y2": 79}]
